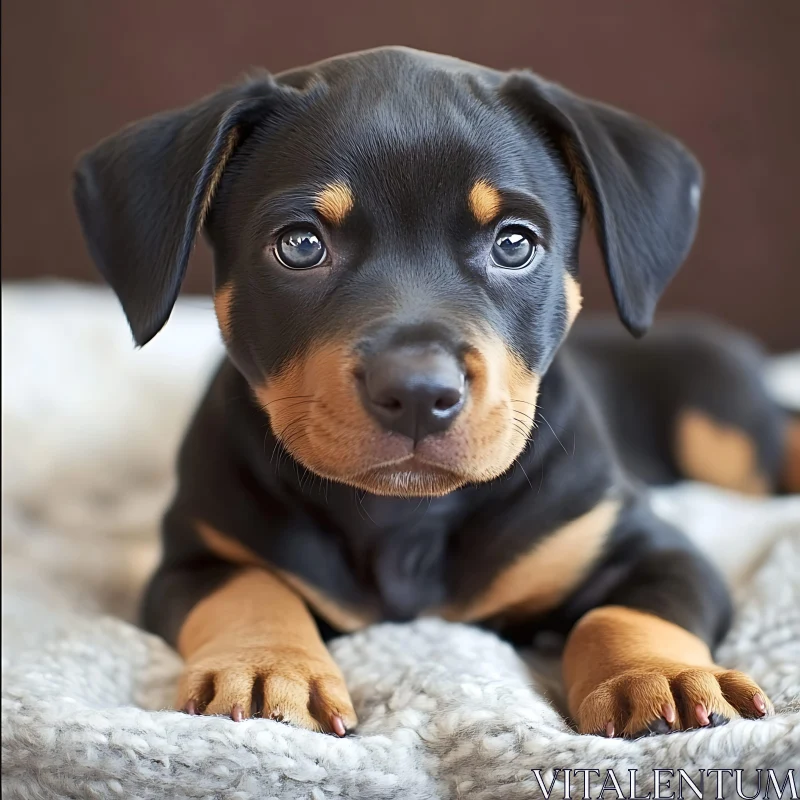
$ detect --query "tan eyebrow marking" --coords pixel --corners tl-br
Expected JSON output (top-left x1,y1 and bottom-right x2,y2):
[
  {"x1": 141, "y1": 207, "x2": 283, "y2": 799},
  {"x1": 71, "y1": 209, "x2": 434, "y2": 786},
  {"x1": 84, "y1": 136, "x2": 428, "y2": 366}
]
[
  {"x1": 468, "y1": 180, "x2": 502, "y2": 225},
  {"x1": 314, "y1": 181, "x2": 355, "y2": 225}
]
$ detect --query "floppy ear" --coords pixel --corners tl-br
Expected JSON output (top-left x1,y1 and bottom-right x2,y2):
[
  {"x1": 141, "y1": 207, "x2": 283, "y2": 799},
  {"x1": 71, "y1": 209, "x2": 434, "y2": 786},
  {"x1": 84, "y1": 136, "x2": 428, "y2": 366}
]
[
  {"x1": 73, "y1": 75, "x2": 279, "y2": 345},
  {"x1": 502, "y1": 72, "x2": 703, "y2": 337}
]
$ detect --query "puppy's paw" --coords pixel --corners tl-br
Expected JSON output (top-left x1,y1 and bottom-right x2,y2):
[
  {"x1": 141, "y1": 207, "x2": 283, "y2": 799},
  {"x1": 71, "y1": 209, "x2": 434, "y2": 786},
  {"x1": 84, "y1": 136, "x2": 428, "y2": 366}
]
[
  {"x1": 177, "y1": 645, "x2": 357, "y2": 736},
  {"x1": 576, "y1": 664, "x2": 772, "y2": 738}
]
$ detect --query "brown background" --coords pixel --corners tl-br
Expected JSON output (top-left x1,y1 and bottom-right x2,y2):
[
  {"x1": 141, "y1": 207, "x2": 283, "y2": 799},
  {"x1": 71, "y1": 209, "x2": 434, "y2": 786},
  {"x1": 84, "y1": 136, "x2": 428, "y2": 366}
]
[{"x1": 2, "y1": 1, "x2": 798, "y2": 350}]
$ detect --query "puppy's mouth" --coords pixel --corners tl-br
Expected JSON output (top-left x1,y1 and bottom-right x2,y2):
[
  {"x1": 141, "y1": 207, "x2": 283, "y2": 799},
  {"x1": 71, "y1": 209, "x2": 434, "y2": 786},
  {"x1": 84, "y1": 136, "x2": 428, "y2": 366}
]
[
  {"x1": 268, "y1": 406, "x2": 528, "y2": 497},
  {"x1": 255, "y1": 338, "x2": 540, "y2": 498}
]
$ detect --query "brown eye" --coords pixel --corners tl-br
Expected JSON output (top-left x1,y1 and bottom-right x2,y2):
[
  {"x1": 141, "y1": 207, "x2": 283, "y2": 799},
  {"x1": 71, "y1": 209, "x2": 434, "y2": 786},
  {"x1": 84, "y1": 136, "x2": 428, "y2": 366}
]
[
  {"x1": 275, "y1": 228, "x2": 326, "y2": 269},
  {"x1": 491, "y1": 226, "x2": 538, "y2": 269}
]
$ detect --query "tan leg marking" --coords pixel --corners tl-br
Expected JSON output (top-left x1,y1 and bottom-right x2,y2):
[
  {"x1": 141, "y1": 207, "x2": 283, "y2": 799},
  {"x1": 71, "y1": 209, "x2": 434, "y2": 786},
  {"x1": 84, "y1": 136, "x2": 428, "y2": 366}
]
[
  {"x1": 442, "y1": 500, "x2": 619, "y2": 623},
  {"x1": 213, "y1": 282, "x2": 234, "y2": 342},
  {"x1": 196, "y1": 522, "x2": 373, "y2": 633},
  {"x1": 468, "y1": 180, "x2": 502, "y2": 225},
  {"x1": 177, "y1": 567, "x2": 357, "y2": 734},
  {"x1": 563, "y1": 606, "x2": 772, "y2": 738},
  {"x1": 675, "y1": 409, "x2": 769, "y2": 495},
  {"x1": 314, "y1": 181, "x2": 354, "y2": 225},
  {"x1": 781, "y1": 417, "x2": 800, "y2": 494},
  {"x1": 563, "y1": 273, "x2": 583, "y2": 329}
]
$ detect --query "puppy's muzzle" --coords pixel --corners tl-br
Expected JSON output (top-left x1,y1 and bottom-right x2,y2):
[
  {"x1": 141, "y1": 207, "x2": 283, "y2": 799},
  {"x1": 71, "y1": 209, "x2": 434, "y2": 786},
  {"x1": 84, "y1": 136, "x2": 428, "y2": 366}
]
[{"x1": 357, "y1": 344, "x2": 466, "y2": 443}]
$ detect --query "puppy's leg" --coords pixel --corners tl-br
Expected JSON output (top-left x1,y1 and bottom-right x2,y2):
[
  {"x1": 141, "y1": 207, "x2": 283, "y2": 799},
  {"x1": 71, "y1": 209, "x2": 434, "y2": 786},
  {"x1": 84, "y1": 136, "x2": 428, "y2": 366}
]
[
  {"x1": 667, "y1": 324, "x2": 788, "y2": 495},
  {"x1": 563, "y1": 521, "x2": 772, "y2": 738},
  {"x1": 145, "y1": 562, "x2": 357, "y2": 735}
]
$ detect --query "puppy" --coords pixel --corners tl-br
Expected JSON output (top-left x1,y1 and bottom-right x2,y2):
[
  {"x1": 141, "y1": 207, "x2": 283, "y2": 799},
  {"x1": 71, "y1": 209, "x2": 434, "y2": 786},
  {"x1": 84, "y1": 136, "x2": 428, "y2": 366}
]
[{"x1": 73, "y1": 47, "x2": 797, "y2": 739}]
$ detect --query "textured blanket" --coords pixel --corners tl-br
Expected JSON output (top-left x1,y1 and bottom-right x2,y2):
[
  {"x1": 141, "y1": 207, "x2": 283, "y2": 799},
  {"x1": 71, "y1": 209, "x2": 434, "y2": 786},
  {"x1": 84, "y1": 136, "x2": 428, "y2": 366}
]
[{"x1": 2, "y1": 283, "x2": 799, "y2": 800}]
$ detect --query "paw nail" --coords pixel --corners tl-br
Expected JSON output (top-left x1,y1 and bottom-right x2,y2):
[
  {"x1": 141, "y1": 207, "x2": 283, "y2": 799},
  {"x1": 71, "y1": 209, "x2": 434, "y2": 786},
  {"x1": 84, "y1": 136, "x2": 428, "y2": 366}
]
[
  {"x1": 753, "y1": 694, "x2": 767, "y2": 715},
  {"x1": 184, "y1": 700, "x2": 197, "y2": 715},
  {"x1": 231, "y1": 704, "x2": 244, "y2": 723},
  {"x1": 662, "y1": 704, "x2": 676, "y2": 725},
  {"x1": 605, "y1": 721, "x2": 615, "y2": 738},
  {"x1": 695, "y1": 703, "x2": 710, "y2": 726},
  {"x1": 332, "y1": 715, "x2": 347, "y2": 737}
]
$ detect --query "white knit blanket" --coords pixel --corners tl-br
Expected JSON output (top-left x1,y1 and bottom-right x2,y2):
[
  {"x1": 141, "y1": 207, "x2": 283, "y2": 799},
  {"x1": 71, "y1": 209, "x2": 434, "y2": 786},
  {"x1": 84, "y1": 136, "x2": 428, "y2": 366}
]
[{"x1": 2, "y1": 284, "x2": 800, "y2": 800}]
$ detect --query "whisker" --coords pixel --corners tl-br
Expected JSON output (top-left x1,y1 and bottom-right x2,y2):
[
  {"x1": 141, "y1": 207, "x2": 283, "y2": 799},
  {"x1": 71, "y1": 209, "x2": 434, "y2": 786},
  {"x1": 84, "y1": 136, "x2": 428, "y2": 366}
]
[
  {"x1": 280, "y1": 398, "x2": 319, "y2": 413},
  {"x1": 515, "y1": 458, "x2": 534, "y2": 491},
  {"x1": 261, "y1": 394, "x2": 315, "y2": 409},
  {"x1": 512, "y1": 423, "x2": 530, "y2": 440},
  {"x1": 271, "y1": 416, "x2": 310, "y2": 468},
  {"x1": 511, "y1": 408, "x2": 537, "y2": 425},
  {"x1": 357, "y1": 490, "x2": 378, "y2": 525},
  {"x1": 420, "y1": 495, "x2": 433, "y2": 521},
  {"x1": 281, "y1": 427, "x2": 310, "y2": 456},
  {"x1": 512, "y1": 413, "x2": 535, "y2": 430},
  {"x1": 264, "y1": 425, "x2": 272, "y2": 457},
  {"x1": 539, "y1": 412, "x2": 569, "y2": 456},
  {"x1": 270, "y1": 422, "x2": 292, "y2": 465},
  {"x1": 298, "y1": 463, "x2": 314, "y2": 492}
]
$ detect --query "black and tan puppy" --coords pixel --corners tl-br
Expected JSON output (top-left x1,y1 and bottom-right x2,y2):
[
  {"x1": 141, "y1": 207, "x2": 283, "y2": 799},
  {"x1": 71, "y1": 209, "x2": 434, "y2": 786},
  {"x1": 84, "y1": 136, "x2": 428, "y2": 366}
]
[{"x1": 73, "y1": 47, "x2": 798, "y2": 739}]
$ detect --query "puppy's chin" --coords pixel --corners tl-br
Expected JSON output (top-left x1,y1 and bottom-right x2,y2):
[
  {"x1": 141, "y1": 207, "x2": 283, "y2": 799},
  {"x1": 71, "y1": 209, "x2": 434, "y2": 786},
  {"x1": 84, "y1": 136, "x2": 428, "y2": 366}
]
[
  {"x1": 282, "y1": 444, "x2": 469, "y2": 497},
  {"x1": 344, "y1": 461, "x2": 468, "y2": 497}
]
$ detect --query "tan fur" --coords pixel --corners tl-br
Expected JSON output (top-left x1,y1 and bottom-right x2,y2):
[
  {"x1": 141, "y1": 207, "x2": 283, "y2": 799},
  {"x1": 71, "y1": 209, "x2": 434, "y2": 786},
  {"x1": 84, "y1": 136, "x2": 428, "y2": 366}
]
[
  {"x1": 675, "y1": 409, "x2": 769, "y2": 496},
  {"x1": 254, "y1": 331, "x2": 540, "y2": 497},
  {"x1": 196, "y1": 522, "x2": 264, "y2": 567},
  {"x1": 468, "y1": 180, "x2": 502, "y2": 225},
  {"x1": 196, "y1": 522, "x2": 373, "y2": 633},
  {"x1": 563, "y1": 273, "x2": 583, "y2": 329},
  {"x1": 563, "y1": 606, "x2": 771, "y2": 736},
  {"x1": 197, "y1": 129, "x2": 239, "y2": 232},
  {"x1": 176, "y1": 567, "x2": 357, "y2": 732},
  {"x1": 781, "y1": 417, "x2": 800, "y2": 493},
  {"x1": 314, "y1": 181, "x2": 354, "y2": 225},
  {"x1": 213, "y1": 283, "x2": 234, "y2": 342},
  {"x1": 278, "y1": 572, "x2": 375, "y2": 633},
  {"x1": 443, "y1": 500, "x2": 619, "y2": 623}
]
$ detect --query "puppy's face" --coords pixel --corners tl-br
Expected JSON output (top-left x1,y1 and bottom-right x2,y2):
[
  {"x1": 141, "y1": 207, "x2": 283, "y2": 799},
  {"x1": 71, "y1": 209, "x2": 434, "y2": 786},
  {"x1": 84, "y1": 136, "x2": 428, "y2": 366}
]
[
  {"x1": 74, "y1": 48, "x2": 702, "y2": 496},
  {"x1": 211, "y1": 56, "x2": 582, "y2": 495}
]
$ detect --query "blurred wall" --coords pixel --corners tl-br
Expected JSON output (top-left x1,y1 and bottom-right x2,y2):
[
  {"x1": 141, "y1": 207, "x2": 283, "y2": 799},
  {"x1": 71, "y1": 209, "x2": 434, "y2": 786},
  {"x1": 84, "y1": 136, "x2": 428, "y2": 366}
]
[{"x1": 2, "y1": 0, "x2": 798, "y2": 349}]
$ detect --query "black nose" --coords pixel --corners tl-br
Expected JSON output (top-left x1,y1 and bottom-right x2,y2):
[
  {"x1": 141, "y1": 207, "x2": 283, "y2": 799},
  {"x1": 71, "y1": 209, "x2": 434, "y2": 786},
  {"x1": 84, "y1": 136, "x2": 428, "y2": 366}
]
[{"x1": 359, "y1": 346, "x2": 466, "y2": 442}]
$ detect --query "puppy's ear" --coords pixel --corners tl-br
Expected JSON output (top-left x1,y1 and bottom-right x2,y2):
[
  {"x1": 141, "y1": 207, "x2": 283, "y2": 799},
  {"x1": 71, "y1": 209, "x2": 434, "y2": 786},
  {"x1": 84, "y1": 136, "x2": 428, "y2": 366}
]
[
  {"x1": 503, "y1": 73, "x2": 703, "y2": 337},
  {"x1": 73, "y1": 75, "x2": 279, "y2": 345}
]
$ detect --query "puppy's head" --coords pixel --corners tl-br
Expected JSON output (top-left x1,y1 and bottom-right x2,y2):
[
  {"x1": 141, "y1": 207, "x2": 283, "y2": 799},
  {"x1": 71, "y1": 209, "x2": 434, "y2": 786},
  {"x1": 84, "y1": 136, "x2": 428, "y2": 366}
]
[{"x1": 74, "y1": 47, "x2": 702, "y2": 496}]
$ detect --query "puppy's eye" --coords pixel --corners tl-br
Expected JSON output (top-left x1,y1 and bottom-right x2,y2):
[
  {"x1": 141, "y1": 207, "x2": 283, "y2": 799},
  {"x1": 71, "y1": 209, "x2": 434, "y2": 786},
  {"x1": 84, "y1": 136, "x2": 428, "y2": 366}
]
[
  {"x1": 275, "y1": 228, "x2": 326, "y2": 269},
  {"x1": 491, "y1": 226, "x2": 538, "y2": 270}
]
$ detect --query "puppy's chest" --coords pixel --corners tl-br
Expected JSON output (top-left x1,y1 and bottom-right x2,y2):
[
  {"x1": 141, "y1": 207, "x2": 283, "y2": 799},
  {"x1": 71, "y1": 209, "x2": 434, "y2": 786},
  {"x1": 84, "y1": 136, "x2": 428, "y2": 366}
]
[
  {"x1": 290, "y1": 497, "x2": 617, "y2": 633},
  {"x1": 322, "y1": 502, "x2": 458, "y2": 624}
]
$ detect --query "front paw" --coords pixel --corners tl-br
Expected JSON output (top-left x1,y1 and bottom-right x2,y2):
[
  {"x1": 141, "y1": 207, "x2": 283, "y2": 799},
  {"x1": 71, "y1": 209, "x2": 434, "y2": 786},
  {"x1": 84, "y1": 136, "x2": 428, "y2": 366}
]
[
  {"x1": 577, "y1": 665, "x2": 772, "y2": 738},
  {"x1": 176, "y1": 645, "x2": 357, "y2": 736}
]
